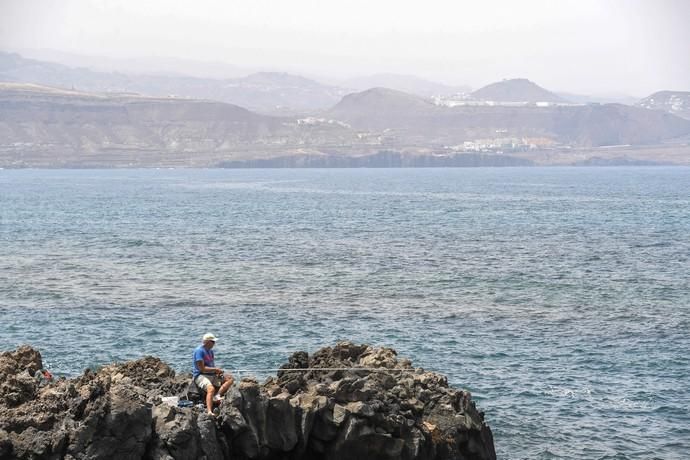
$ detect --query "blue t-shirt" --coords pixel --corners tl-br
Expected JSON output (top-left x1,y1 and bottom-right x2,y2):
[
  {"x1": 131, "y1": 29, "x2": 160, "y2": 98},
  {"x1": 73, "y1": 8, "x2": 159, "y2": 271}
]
[{"x1": 192, "y1": 345, "x2": 215, "y2": 378}]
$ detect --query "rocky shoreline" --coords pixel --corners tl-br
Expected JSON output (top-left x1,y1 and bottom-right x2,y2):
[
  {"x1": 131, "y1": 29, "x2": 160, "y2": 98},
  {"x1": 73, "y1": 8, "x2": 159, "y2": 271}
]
[{"x1": 0, "y1": 342, "x2": 495, "y2": 460}]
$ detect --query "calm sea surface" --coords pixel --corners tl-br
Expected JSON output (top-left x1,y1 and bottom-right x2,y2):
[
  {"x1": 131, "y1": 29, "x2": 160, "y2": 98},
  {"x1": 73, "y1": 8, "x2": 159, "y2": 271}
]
[{"x1": 1, "y1": 167, "x2": 689, "y2": 459}]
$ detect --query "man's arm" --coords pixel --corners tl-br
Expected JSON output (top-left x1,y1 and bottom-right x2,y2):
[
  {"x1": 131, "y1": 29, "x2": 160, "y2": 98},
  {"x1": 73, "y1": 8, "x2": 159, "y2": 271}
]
[{"x1": 196, "y1": 360, "x2": 222, "y2": 375}]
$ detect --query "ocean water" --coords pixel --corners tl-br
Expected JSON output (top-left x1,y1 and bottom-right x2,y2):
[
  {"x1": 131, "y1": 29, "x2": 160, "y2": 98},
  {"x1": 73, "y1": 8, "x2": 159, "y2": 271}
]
[{"x1": 1, "y1": 167, "x2": 689, "y2": 459}]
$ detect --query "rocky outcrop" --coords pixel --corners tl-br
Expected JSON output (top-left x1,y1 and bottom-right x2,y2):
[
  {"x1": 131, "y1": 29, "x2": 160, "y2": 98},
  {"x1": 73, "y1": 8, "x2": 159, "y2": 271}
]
[{"x1": 0, "y1": 342, "x2": 495, "y2": 460}]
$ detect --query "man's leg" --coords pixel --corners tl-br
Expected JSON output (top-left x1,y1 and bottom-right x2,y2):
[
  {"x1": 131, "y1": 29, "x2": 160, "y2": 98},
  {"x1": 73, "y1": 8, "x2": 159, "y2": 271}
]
[
  {"x1": 205, "y1": 384, "x2": 215, "y2": 414},
  {"x1": 218, "y1": 374, "x2": 234, "y2": 398}
]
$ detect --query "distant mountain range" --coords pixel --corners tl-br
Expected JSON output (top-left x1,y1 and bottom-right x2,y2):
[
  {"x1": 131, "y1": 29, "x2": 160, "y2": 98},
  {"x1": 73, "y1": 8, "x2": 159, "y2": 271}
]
[
  {"x1": 0, "y1": 52, "x2": 347, "y2": 114},
  {"x1": 340, "y1": 73, "x2": 470, "y2": 97},
  {"x1": 11, "y1": 48, "x2": 250, "y2": 79},
  {"x1": 1, "y1": 52, "x2": 690, "y2": 168},
  {"x1": 556, "y1": 92, "x2": 639, "y2": 106},
  {"x1": 637, "y1": 91, "x2": 690, "y2": 120},
  {"x1": 1, "y1": 52, "x2": 477, "y2": 110}
]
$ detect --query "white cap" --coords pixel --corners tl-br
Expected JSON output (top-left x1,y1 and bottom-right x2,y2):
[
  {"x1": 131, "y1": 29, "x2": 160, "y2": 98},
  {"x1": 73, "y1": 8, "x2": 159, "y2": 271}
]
[{"x1": 202, "y1": 333, "x2": 218, "y2": 342}]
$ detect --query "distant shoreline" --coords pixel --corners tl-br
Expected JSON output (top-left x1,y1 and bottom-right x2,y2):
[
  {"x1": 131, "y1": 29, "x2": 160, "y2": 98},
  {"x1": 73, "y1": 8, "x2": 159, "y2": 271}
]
[
  {"x1": 1, "y1": 164, "x2": 688, "y2": 170},
  {"x1": 3, "y1": 144, "x2": 690, "y2": 169}
]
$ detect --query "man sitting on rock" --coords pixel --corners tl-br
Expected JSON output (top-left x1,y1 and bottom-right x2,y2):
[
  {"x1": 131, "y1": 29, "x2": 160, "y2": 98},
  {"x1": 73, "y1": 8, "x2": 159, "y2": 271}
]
[{"x1": 193, "y1": 332, "x2": 234, "y2": 416}]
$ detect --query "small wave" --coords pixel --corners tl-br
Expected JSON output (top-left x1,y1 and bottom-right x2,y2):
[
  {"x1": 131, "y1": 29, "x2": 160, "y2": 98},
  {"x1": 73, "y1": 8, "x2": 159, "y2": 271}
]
[
  {"x1": 543, "y1": 385, "x2": 592, "y2": 399},
  {"x1": 630, "y1": 241, "x2": 673, "y2": 248},
  {"x1": 120, "y1": 239, "x2": 165, "y2": 248},
  {"x1": 652, "y1": 405, "x2": 688, "y2": 416},
  {"x1": 596, "y1": 454, "x2": 631, "y2": 460},
  {"x1": 534, "y1": 447, "x2": 570, "y2": 459},
  {"x1": 178, "y1": 179, "x2": 306, "y2": 190},
  {"x1": 611, "y1": 398, "x2": 654, "y2": 412}
]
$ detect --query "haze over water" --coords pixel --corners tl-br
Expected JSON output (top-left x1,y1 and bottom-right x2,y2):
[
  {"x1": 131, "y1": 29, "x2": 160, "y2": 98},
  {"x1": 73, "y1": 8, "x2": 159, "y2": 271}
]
[{"x1": 1, "y1": 167, "x2": 689, "y2": 459}]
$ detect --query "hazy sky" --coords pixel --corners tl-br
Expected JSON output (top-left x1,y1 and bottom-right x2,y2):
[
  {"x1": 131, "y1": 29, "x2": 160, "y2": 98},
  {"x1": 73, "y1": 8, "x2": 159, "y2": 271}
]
[{"x1": 1, "y1": 0, "x2": 689, "y2": 95}]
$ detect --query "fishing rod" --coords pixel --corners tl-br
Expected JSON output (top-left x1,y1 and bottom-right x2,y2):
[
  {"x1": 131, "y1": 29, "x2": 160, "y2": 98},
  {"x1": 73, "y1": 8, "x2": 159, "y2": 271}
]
[{"x1": 230, "y1": 367, "x2": 422, "y2": 378}]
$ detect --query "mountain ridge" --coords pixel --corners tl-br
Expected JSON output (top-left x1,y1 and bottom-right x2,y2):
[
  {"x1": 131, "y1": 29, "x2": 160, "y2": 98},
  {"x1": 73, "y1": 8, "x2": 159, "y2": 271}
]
[
  {"x1": 0, "y1": 52, "x2": 347, "y2": 113},
  {"x1": 471, "y1": 78, "x2": 566, "y2": 103},
  {"x1": 341, "y1": 73, "x2": 470, "y2": 97}
]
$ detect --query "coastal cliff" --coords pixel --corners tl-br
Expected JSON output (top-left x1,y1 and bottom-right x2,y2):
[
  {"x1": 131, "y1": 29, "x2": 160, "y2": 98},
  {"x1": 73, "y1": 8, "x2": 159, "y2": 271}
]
[
  {"x1": 0, "y1": 342, "x2": 495, "y2": 460},
  {"x1": 3, "y1": 82, "x2": 690, "y2": 168}
]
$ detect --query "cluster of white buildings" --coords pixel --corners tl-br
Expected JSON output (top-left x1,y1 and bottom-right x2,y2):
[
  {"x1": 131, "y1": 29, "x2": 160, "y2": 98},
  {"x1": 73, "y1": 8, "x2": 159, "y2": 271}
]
[
  {"x1": 431, "y1": 95, "x2": 570, "y2": 108},
  {"x1": 444, "y1": 136, "x2": 556, "y2": 153},
  {"x1": 296, "y1": 117, "x2": 350, "y2": 128}
]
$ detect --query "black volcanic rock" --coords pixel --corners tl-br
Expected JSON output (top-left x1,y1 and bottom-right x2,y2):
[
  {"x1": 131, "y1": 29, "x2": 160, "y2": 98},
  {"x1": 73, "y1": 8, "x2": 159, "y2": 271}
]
[
  {"x1": 217, "y1": 151, "x2": 533, "y2": 168},
  {"x1": 0, "y1": 342, "x2": 496, "y2": 460},
  {"x1": 471, "y1": 78, "x2": 565, "y2": 103}
]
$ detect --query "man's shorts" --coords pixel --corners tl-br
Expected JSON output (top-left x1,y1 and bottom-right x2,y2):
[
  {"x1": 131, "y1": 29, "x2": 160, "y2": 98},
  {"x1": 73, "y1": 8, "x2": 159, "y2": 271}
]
[{"x1": 195, "y1": 373, "x2": 222, "y2": 389}]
